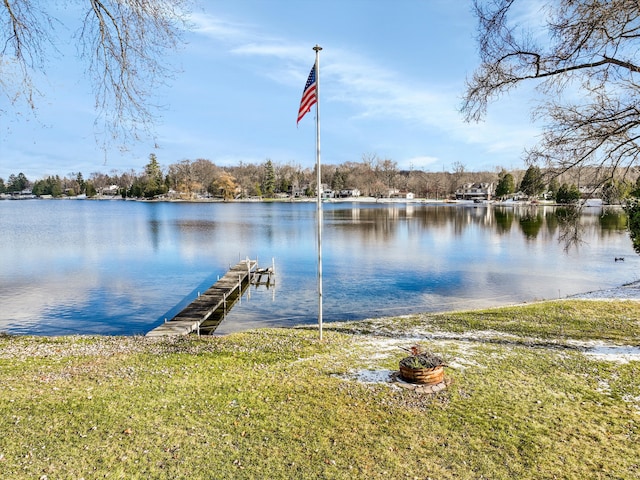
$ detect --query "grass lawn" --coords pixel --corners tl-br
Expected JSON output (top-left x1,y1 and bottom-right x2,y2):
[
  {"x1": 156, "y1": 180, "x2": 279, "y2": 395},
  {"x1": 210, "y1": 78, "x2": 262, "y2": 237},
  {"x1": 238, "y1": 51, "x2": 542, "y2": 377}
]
[{"x1": 0, "y1": 300, "x2": 639, "y2": 479}]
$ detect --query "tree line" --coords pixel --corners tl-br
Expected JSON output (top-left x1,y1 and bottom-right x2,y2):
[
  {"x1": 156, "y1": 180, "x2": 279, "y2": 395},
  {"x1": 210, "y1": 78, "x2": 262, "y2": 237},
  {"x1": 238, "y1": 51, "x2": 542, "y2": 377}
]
[{"x1": 2, "y1": 154, "x2": 640, "y2": 204}]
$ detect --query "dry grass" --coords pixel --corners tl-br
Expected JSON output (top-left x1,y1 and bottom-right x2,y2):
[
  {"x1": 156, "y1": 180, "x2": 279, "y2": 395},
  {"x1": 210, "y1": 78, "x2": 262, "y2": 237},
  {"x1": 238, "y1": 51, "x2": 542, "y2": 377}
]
[{"x1": 0, "y1": 300, "x2": 639, "y2": 479}]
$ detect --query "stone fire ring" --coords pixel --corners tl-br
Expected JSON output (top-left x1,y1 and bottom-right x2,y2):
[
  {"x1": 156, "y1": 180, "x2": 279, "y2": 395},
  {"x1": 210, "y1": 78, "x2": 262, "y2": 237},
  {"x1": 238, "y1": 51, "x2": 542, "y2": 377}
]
[{"x1": 391, "y1": 372, "x2": 450, "y2": 394}]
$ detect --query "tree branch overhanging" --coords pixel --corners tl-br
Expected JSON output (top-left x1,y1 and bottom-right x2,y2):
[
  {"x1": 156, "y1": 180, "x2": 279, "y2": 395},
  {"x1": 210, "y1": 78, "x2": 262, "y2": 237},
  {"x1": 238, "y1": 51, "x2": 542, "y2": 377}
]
[
  {"x1": 462, "y1": 0, "x2": 640, "y2": 184},
  {"x1": 1, "y1": 0, "x2": 191, "y2": 149}
]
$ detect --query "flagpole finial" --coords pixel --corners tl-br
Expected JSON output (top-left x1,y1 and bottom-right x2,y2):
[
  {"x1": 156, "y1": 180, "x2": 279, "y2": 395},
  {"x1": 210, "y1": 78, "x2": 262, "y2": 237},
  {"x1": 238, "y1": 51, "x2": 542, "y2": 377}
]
[{"x1": 313, "y1": 44, "x2": 322, "y2": 52}]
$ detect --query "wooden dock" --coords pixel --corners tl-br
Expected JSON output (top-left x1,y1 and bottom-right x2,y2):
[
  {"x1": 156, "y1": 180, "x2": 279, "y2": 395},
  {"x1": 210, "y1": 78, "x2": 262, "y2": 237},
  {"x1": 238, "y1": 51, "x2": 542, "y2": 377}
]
[{"x1": 146, "y1": 259, "x2": 261, "y2": 337}]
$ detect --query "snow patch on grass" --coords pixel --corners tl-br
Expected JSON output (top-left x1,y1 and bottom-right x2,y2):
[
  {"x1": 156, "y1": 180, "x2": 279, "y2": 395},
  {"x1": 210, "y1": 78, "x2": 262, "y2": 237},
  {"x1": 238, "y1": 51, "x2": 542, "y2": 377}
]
[{"x1": 583, "y1": 345, "x2": 640, "y2": 363}]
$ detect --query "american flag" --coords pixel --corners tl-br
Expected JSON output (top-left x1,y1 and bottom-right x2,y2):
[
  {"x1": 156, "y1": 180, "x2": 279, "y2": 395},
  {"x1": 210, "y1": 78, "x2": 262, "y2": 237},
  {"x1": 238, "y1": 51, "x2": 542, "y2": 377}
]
[{"x1": 297, "y1": 65, "x2": 317, "y2": 125}]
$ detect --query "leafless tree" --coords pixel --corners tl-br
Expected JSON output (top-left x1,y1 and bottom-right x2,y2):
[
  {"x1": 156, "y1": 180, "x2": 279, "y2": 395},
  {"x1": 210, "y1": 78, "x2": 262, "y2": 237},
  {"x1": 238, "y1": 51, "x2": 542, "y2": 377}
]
[
  {"x1": 462, "y1": 0, "x2": 640, "y2": 187},
  {"x1": 1, "y1": 0, "x2": 191, "y2": 147},
  {"x1": 375, "y1": 157, "x2": 399, "y2": 190},
  {"x1": 191, "y1": 158, "x2": 219, "y2": 193},
  {"x1": 167, "y1": 159, "x2": 198, "y2": 197}
]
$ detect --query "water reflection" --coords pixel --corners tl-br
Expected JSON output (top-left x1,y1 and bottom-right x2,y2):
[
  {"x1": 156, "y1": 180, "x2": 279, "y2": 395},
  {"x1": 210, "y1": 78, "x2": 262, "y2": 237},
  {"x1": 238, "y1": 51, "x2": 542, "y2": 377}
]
[
  {"x1": 325, "y1": 204, "x2": 630, "y2": 248},
  {"x1": 494, "y1": 208, "x2": 515, "y2": 233},
  {"x1": 0, "y1": 200, "x2": 636, "y2": 336},
  {"x1": 600, "y1": 208, "x2": 628, "y2": 232},
  {"x1": 518, "y1": 208, "x2": 543, "y2": 239}
]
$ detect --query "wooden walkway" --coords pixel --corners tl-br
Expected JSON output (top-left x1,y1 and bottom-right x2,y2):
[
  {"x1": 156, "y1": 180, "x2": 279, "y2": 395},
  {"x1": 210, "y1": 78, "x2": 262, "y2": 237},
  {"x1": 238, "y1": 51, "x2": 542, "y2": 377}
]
[{"x1": 146, "y1": 259, "x2": 259, "y2": 337}]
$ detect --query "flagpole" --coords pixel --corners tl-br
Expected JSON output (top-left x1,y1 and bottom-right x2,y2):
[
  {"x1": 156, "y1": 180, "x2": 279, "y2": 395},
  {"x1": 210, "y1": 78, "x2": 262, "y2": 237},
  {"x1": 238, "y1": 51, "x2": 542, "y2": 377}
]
[{"x1": 313, "y1": 44, "x2": 323, "y2": 341}]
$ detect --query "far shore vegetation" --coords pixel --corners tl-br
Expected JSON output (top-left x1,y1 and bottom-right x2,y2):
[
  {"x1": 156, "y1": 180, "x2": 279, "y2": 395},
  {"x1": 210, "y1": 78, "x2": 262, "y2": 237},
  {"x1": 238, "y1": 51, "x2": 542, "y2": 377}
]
[
  {"x1": 3, "y1": 155, "x2": 640, "y2": 205},
  {"x1": 1, "y1": 299, "x2": 639, "y2": 479}
]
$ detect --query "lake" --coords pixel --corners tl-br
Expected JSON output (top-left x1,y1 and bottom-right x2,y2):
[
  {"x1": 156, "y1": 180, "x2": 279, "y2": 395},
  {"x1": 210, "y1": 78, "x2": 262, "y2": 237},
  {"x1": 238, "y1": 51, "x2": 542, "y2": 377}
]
[{"x1": 0, "y1": 199, "x2": 637, "y2": 336}]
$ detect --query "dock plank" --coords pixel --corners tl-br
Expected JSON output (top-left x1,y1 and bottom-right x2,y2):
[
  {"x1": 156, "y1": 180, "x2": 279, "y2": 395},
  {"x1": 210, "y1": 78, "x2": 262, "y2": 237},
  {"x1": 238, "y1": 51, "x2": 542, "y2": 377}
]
[{"x1": 146, "y1": 259, "x2": 257, "y2": 337}]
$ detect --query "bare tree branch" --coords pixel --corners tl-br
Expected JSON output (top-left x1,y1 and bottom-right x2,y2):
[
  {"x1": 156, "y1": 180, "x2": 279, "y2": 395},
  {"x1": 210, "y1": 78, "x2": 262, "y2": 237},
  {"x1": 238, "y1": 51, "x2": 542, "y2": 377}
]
[
  {"x1": 1, "y1": 0, "x2": 191, "y2": 149},
  {"x1": 463, "y1": 0, "x2": 640, "y2": 185}
]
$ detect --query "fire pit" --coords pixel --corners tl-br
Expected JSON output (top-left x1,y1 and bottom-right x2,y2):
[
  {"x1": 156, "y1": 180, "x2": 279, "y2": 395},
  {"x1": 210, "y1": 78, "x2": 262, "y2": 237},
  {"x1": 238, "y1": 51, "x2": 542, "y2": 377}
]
[{"x1": 398, "y1": 347, "x2": 445, "y2": 385}]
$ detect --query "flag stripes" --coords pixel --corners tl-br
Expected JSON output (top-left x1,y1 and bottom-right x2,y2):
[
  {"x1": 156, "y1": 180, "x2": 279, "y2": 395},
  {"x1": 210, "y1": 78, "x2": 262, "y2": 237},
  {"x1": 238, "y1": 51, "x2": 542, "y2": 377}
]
[{"x1": 297, "y1": 65, "x2": 317, "y2": 125}]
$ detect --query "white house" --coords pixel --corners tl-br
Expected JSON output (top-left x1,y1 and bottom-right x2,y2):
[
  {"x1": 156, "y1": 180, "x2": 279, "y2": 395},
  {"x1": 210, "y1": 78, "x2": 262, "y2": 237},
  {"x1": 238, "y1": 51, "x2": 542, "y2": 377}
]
[{"x1": 455, "y1": 183, "x2": 494, "y2": 201}]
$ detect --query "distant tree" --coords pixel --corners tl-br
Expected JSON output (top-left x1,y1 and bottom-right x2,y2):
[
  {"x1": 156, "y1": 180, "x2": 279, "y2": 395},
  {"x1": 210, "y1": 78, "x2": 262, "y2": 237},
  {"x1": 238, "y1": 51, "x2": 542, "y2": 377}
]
[
  {"x1": 1, "y1": 0, "x2": 191, "y2": 147},
  {"x1": 118, "y1": 169, "x2": 138, "y2": 197},
  {"x1": 495, "y1": 170, "x2": 515, "y2": 198},
  {"x1": 331, "y1": 168, "x2": 347, "y2": 192},
  {"x1": 370, "y1": 179, "x2": 389, "y2": 198},
  {"x1": 168, "y1": 159, "x2": 200, "y2": 197},
  {"x1": 278, "y1": 177, "x2": 291, "y2": 195},
  {"x1": 624, "y1": 198, "x2": 640, "y2": 253},
  {"x1": 89, "y1": 171, "x2": 111, "y2": 193},
  {"x1": 76, "y1": 172, "x2": 87, "y2": 193},
  {"x1": 632, "y1": 177, "x2": 640, "y2": 198},
  {"x1": 348, "y1": 159, "x2": 376, "y2": 196},
  {"x1": 451, "y1": 161, "x2": 467, "y2": 192},
  {"x1": 85, "y1": 182, "x2": 97, "y2": 198},
  {"x1": 601, "y1": 179, "x2": 632, "y2": 205},
  {"x1": 229, "y1": 161, "x2": 266, "y2": 198},
  {"x1": 7, "y1": 173, "x2": 29, "y2": 192},
  {"x1": 556, "y1": 183, "x2": 580, "y2": 204},
  {"x1": 262, "y1": 159, "x2": 276, "y2": 198},
  {"x1": 462, "y1": 0, "x2": 640, "y2": 186},
  {"x1": 51, "y1": 176, "x2": 63, "y2": 197},
  {"x1": 31, "y1": 180, "x2": 45, "y2": 196},
  {"x1": 128, "y1": 180, "x2": 144, "y2": 198},
  {"x1": 406, "y1": 170, "x2": 429, "y2": 198},
  {"x1": 143, "y1": 153, "x2": 167, "y2": 198},
  {"x1": 76, "y1": 172, "x2": 86, "y2": 194},
  {"x1": 214, "y1": 171, "x2": 238, "y2": 200},
  {"x1": 519, "y1": 166, "x2": 545, "y2": 198},
  {"x1": 32, "y1": 176, "x2": 63, "y2": 197},
  {"x1": 275, "y1": 163, "x2": 303, "y2": 195},
  {"x1": 376, "y1": 158, "x2": 399, "y2": 189},
  {"x1": 0, "y1": 178, "x2": 5, "y2": 194},
  {"x1": 191, "y1": 159, "x2": 218, "y2": 195}
]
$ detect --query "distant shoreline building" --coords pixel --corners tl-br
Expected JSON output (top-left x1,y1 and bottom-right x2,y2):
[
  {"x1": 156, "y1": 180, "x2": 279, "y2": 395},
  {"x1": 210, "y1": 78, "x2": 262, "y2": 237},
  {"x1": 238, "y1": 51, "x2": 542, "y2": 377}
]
[{"x1": 455, "y1": 183, "x2": 494, "y2": 201}]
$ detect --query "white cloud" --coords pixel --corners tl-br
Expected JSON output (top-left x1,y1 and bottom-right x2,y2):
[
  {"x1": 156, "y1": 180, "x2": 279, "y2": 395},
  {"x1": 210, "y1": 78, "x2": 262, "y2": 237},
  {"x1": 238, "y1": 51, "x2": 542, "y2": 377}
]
[
  {"x1": 189, "y1": 12, "x2": 487, "y2": 149},
  {"x1": 230, "y1": 43, "x2": 309, "y2": 62},
  {"x1": 189, "y1": 12, "x2": 254, "y2": 43}
]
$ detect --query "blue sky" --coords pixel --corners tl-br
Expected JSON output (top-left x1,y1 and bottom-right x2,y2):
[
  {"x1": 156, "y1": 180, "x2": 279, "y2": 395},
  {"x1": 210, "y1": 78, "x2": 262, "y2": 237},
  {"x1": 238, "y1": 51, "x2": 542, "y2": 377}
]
[{"x1": 0, "y1": 0, "x2": 544, "y2": 181}]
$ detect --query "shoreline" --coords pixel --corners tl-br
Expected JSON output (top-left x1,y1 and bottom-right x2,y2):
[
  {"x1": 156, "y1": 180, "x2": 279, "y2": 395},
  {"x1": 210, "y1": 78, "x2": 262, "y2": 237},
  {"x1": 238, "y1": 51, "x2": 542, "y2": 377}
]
[
  {"x1": 1, "y1": 194, "x2": 620, "y2": 208},
  {"x1": 1, "y1": 285, "x2": 638, "y2": 341},
  {"x1": 566, "y1": 279, "x2": 640, "y2": 301}
]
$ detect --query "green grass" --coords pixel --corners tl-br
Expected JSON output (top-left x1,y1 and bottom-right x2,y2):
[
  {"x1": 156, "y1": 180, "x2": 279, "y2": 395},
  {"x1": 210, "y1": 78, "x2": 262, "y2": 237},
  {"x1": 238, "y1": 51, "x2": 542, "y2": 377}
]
[
  {"x1": 340, "y1": 299, "x2": 640, "y2": 343},
  {"x1": 0, "y1": 300, "x2": 639, "y2": 479}
]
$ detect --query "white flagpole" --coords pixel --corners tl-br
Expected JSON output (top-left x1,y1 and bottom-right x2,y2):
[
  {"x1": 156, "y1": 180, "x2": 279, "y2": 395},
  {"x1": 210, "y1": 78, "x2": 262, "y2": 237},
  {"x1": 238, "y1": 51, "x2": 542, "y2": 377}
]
[{"x1": 313, "y1": 44, "x2": 323, "y2": 341}]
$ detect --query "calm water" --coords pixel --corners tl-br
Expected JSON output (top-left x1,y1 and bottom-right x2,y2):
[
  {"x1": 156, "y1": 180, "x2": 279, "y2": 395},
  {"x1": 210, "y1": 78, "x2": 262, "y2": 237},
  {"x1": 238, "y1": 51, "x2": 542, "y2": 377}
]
[{"x1": 0, "y1": 200, "x2": 637, "y2": 336}]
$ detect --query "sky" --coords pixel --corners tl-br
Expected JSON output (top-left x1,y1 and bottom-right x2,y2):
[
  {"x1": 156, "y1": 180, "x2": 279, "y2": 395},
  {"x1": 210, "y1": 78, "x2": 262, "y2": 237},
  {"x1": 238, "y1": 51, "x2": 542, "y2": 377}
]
[{"x1": 0, "y1": 0, "x2": 545, "y2": 181}]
